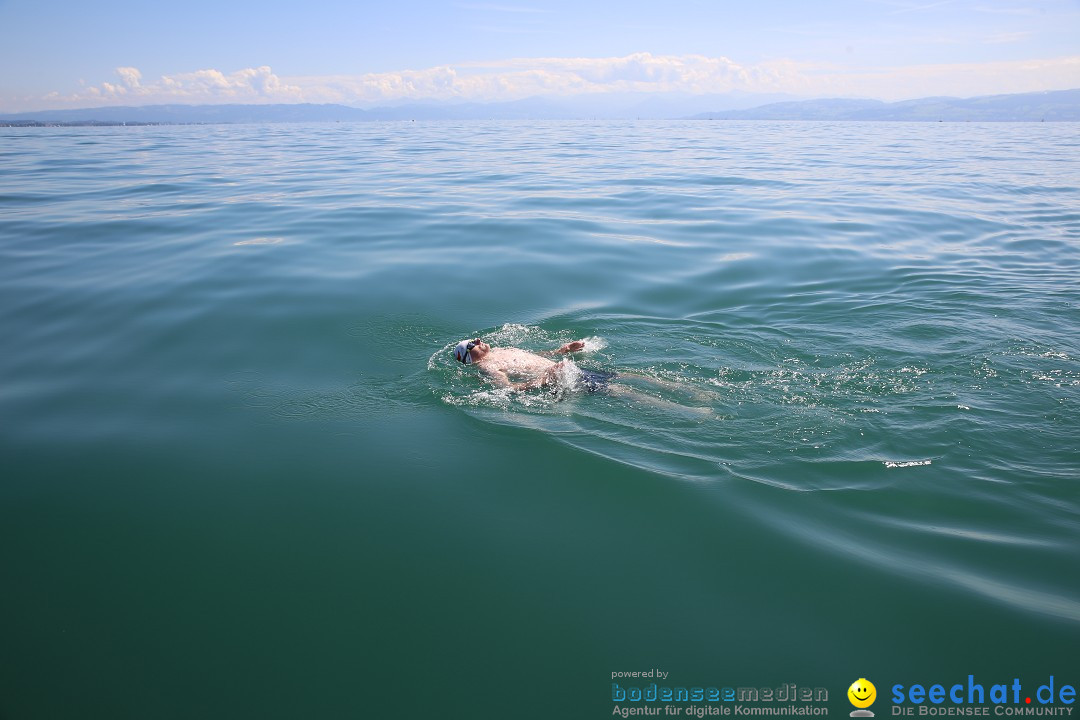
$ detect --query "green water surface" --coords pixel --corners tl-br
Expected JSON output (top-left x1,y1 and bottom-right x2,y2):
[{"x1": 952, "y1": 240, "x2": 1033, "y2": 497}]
[{"x1": 1, "y1": 121, "x2": 1078, "y2": 719}]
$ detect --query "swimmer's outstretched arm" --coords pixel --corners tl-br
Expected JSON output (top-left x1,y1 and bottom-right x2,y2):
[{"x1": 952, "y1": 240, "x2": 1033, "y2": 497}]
[{"x1": 539, "y1": 340, "x2": 586, "y2": 357}]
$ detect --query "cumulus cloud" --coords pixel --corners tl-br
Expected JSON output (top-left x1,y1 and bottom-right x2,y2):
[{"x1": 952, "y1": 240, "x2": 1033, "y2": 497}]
[
  {"x1": 51, "y1": 65, "x2": 302, "y2": 107},
  {"x1": 290, "y1": 53, "x2": 789, "y2": 104},
  {"x1": 21, "y1": 53, "x2": 1080, "y2": 111},
  {"x1": 288, "y1": 52, "x2": 1080, "y2": 104},
  {"x1": 116, "y1": 67, "x2": 142, "y2": 88}
]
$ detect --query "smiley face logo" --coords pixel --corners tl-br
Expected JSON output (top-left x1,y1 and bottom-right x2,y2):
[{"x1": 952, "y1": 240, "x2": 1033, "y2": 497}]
[{"x1": 848, "y1": 678, "x2": 877, "y2": 709}]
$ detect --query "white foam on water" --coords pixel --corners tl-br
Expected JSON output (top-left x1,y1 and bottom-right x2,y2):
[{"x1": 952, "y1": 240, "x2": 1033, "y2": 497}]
[
  {"x1": 233, "y1": 237, "x2": 284, "y2": 245},
  {"x1": 580, "y1": 336, "x2": 606, "y2": 353},
  {"x1": 884, "y1": 459, "x2": 932, "y2": 468}
]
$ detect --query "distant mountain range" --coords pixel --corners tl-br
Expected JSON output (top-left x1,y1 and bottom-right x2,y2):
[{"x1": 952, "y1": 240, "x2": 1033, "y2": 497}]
[
  {"x1": 692, "y1": 89, "x2": 1080, "y2": 121},
  {"x1": 0, "y1": 91, "x2": 795, "y2": 124},
  {"x1": 2, "y1": 88, "x2": 1078, "y2": 125}
]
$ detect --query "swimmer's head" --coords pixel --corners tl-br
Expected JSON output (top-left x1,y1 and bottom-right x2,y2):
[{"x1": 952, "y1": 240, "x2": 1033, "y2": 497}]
[{"x1": 454, "y1": 339, "x2": 488, "y2": 364}]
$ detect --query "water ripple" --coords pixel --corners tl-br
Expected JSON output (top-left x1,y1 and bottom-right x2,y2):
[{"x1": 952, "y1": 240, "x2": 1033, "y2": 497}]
[{"x1": 3, "y1": 120, "x2": 1078, "y2": 629}]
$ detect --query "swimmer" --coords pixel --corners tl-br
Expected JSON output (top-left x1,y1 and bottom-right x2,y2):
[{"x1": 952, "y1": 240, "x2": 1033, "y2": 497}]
[
  {"x1": 453, "y1": 338, "x2": 592, "y2": 391},
  {"x1": 453, "y1": 337, "x2": 714, "y2": 416}
]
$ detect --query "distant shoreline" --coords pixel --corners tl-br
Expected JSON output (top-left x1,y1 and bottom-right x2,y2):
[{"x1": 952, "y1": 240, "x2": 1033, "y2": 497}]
[
  {"x1": 2, "y1": 121, "x2": 193, "y2": 127},
  {"x1": 1, "y1": 88, "x2": 1078, "y2": 125},
  {"x1": 2, "y1": 118, "x2": 1075, "y2": 128}
]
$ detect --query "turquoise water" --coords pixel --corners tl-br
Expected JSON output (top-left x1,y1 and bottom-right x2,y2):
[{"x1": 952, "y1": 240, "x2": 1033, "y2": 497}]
[{"x1": 1, "y1": 121, "x2": 1078, "y2": 718}]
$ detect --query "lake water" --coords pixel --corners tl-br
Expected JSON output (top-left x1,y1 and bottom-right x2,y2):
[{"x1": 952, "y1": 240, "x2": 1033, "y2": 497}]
[{"x1": 1, "y1": 120, "x2": 1078, "y2": 718}]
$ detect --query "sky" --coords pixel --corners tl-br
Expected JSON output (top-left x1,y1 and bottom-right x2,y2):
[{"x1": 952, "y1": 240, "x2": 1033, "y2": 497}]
[{"x1": 0, "y1": 0, "x2": 1078, "y2": 112}]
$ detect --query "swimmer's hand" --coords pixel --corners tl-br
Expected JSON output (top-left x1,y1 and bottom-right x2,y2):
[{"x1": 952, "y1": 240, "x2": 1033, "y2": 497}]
[{"x1": 557, "y1": 340, "x2": 586, "y2": 354}]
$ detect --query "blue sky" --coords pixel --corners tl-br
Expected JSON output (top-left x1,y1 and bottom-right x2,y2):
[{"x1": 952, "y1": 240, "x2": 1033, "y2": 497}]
[{"x1": 1, "y1": 0, "x2": 1078, "y2": 111}]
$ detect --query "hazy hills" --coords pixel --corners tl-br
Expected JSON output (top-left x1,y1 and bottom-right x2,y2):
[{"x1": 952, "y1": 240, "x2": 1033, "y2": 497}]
[
  {"x1": 0, "y1": 91, "x2": 794, "y2": 124},
  {"x1": 692, "y1": 89, "x2": 1080, "y2": 121},
  {"x1": 2, "y1": 88, "x2": 1078, "y2": 125}
]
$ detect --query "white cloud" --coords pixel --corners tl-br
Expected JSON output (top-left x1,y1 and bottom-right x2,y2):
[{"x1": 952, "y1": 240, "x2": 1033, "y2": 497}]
[
  {"x1": 984, "y1": 31, "x2": 1032, "y2": 44},
  {"x1": 47, "y1": 65, "x2": 302, "y2": 107},
  {"x1": 272, "y1": 52, "x2": 1080, "y2": 103},
  {"x1": 289, "y1": 53, "x2": 798, "y2": 104},
  {"x1": 20, "y1": 53, "x2": 1080, "y2": 111},
  {"x1": 116, "y1": 67, "x2": 142, "y2": 88}
]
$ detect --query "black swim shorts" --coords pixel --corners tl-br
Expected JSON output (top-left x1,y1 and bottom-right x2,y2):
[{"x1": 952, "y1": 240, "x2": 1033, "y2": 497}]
[{"x1": 579, "y1": 369, "x2": 617, "y2": 393}]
